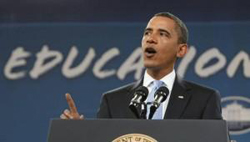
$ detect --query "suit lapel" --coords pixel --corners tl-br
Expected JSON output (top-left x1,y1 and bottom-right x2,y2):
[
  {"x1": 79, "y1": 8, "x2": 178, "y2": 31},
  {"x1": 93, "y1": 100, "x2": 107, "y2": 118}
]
[{"x1": 164, "y1": 76, "x2": 191, "y2": 119}]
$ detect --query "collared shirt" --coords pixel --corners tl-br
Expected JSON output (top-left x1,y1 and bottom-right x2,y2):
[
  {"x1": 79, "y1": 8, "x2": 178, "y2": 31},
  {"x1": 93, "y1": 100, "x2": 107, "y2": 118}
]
[{"x1": 143, "y1": 69, "x2": 176, "y2": 119}]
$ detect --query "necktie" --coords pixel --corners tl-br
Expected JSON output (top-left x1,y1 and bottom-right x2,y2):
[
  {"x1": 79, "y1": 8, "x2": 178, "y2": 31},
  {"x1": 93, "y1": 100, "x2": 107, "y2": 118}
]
[{"x1": 147, "y1": 80, "x2": 164, "y2": 119}]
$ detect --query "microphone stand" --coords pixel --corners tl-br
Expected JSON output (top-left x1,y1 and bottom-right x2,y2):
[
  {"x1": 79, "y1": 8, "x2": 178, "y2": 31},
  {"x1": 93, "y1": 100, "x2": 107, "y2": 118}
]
[
  {"x1": 148, "y1": 105, "x2": 157, "y2": 119},
  {"x1": 140, "y1": 102, "x2": 147, "y2": 119},
  {"x1": 129, "y1": 104, "x2": 140, "y2": 118}
]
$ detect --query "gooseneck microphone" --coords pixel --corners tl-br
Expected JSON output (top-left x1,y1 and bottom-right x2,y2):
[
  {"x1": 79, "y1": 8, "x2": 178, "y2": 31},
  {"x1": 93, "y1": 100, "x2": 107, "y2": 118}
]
[
  {"x1": 129, "y1": 86, "x2": 149, "y2": 118},
  {"x1": 148, "y1": 86, "x2": 169, "y2": 119}
]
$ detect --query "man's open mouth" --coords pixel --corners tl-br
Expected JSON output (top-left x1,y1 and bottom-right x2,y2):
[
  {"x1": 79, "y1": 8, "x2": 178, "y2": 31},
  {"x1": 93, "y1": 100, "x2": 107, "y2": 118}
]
[{"x1": 145, "y1": 47, "x2": 157, "y2": 57}]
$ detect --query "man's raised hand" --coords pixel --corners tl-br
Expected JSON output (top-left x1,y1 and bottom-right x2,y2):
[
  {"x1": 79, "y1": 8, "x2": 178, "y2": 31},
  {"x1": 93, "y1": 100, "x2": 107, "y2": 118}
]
[{"x1": 60, "y1": 93, "x2": 84, "y2": 120}]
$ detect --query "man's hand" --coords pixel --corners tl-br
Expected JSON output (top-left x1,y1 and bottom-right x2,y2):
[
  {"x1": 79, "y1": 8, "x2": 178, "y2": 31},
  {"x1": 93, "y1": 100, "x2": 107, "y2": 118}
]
[{"x1": 60, "y1": 93, "x2": 84, "y2": 120}]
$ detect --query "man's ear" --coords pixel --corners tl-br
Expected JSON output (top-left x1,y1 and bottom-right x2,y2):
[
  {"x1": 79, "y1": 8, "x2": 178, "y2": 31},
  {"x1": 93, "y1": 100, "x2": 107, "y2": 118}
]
[{"x1": 177, "y1": 44, "x2": 188, "y2": 58}]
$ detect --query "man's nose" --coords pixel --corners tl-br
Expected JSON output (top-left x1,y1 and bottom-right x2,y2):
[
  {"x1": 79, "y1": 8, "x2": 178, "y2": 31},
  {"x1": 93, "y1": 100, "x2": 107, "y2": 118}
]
[{"x1": 146, "y1": 34, "x2": 157, "y2": 44}]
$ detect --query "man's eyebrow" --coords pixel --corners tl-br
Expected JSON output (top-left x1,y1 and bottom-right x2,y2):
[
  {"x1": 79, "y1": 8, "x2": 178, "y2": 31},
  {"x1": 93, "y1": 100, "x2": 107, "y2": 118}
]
[
  {"x1": 144, "y1": 28, "x2": 153, "y2": 32},
  {"x1": 159, "y1": 29, "x2": 171, "y2": 37}
]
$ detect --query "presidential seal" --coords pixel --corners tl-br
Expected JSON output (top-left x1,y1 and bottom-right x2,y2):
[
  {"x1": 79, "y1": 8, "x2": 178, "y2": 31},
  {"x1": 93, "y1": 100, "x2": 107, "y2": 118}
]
[
  {"x1": 112, "y1": 133, "x2": 158, "y2": 142},
  {"x1": 222, "y1": 96, "x2": 250, "y2": 135}
]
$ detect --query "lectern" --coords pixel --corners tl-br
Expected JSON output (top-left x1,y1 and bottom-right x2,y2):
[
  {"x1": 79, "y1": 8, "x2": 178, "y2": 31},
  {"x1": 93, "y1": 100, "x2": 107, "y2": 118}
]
[{"x1": 48, "y1": 119, "x2": 229, "y2": 142}]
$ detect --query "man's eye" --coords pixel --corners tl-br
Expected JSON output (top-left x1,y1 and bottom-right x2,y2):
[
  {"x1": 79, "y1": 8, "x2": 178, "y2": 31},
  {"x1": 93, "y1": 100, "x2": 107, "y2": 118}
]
[
  {"x1": 160, "y1": 32, "x2": 167, "y2": 37},
  {"x1": 144, "y1": 31, "x2": 149, "y2": 35}
]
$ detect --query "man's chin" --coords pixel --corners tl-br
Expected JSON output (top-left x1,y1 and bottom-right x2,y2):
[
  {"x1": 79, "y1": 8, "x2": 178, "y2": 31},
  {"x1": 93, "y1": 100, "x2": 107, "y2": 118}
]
[{"x1": 144, "y1": 63, "x2": 158, "y2": 69}]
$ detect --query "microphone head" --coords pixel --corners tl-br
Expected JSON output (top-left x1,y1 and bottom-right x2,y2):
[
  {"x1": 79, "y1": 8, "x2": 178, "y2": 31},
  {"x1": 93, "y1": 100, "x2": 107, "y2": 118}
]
[
  {"x1": 154, "y1": 86, "x2": 169, "y2": 102},
  {"x1": 129, "y1": 86, "x2": 149, "y2": 118},
  {"x1": 134, "y1": 86, "x2": 149, "y2": 102}
]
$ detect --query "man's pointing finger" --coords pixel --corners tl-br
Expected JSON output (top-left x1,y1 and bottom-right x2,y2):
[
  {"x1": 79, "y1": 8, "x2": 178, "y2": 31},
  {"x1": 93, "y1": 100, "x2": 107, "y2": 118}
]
[{"x1": 65, "y1": 93, "x2": 78, "y2": 114}]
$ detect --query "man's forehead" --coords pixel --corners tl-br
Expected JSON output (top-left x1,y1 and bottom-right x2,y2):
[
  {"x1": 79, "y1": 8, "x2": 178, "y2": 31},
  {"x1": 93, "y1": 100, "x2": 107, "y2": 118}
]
[{"x1": 146, "y1": 16, "x2": 176, "y2": 30}]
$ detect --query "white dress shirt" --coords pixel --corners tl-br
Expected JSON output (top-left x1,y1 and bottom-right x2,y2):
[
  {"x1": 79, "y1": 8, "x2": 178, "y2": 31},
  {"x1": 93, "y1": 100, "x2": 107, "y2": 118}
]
[{"x1": 143, "y1": 69, "x2": 176, "y2": 119}]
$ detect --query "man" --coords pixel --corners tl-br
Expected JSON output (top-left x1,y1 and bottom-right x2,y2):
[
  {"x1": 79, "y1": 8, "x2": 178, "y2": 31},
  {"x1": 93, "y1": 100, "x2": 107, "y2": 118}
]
[{"x1": 61, "y1": 12, "x2": 222, "y2": 120}]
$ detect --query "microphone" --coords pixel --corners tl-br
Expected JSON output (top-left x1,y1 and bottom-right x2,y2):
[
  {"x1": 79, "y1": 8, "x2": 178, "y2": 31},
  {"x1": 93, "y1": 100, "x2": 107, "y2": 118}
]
[
  {"x1": 129, "y1": 86, "x2": 149, "y2": 118},
  {"x1": 148, "y1": 86, "x2": 169, "y2": 119}
]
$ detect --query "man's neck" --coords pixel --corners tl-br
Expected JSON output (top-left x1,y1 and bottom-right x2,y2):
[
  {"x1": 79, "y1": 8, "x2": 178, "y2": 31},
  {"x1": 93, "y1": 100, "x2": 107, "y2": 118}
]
[{"x1": 146, "y1": 67, "x2": 174, "y2": 80}]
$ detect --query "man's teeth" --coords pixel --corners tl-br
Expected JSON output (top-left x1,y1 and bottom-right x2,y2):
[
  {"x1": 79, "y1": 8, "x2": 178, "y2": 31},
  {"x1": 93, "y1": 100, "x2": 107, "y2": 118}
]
[
  {"x1": 146, "y1": 50, "x2": 156, "y2": 54},
  {"x1": 148, "y1": 51, "x2": 156, "y2": 53},
  {"x1": 145, "y1": 48, "x2": 156, "y2": 54}
]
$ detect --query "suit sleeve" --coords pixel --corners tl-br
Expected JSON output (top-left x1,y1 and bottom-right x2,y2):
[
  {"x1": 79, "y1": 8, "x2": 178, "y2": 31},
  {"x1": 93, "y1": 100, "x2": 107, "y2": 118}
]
[
  {"x1": 96, "y1": 94, "x2": 112, "y2": 118},
  {"x1": 202, "y1": 90, "x2": 223, "y2": 119}
]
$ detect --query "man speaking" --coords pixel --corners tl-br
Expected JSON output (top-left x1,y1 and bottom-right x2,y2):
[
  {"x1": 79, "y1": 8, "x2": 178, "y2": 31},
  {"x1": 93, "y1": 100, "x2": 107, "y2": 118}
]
[{"x1": 60, "y1": 12, "x2": 222, "y2": 120}]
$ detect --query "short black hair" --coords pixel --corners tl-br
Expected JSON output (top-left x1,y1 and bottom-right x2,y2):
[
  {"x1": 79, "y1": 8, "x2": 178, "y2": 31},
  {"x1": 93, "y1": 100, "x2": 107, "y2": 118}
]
[{"x1": 154, "y1": 12, "x2": 189, "y2": 44}]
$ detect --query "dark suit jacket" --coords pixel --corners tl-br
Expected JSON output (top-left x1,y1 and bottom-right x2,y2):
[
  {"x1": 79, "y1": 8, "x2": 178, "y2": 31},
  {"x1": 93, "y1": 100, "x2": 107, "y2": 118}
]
[{"x1": 97, "y1": 76, "x2": 222, "y2": 119}]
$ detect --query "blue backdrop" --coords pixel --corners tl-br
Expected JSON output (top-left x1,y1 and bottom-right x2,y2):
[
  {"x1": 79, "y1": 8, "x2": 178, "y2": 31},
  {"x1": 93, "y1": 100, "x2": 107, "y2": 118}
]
[{"x1": 0, "y1": 1, "x2": 250, "y2": 142}]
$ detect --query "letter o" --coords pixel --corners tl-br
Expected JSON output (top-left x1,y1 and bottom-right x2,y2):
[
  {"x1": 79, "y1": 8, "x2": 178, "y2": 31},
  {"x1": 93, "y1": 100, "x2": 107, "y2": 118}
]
[{"x1": 195, "y1": 48, "x2": 226, "y2": 77}]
